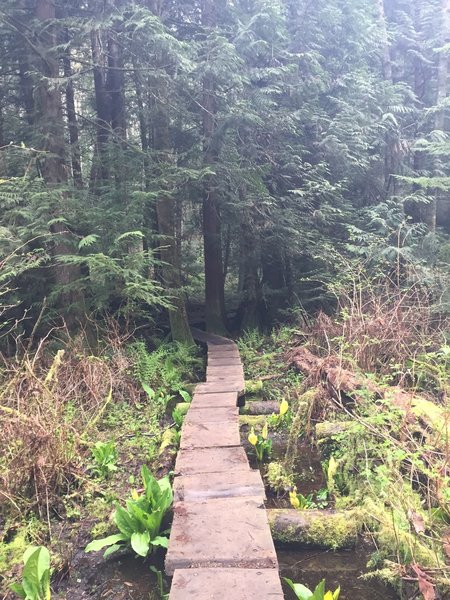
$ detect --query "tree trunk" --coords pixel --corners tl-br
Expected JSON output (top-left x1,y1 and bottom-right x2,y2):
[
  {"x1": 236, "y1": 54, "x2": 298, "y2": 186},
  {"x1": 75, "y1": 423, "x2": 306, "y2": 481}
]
[
  {"x1": 376, "y1": 0, "x2": 396, "y2": 191},
  {"x1": 237, "y1": 213, "x2": 261, "y2": 330},
  {"x1": 106, "y1": 27, "x2": 127, "y2": 142},
  {"x1": 90, "y1": 28, "x2": 111, "y2": 189},
  {"x1": 33, "y1": 0, "x2": 82, "y2": 316},
  {"x1": 63, "y1": 32, "x2": 83, "y2": 189},
  {"x1": 376, "y1": 0, "x2": 392, "y2": 82},
  {"x1": 436, "y1": 0, "x2": 450, "y2": 231},
  {"x1": 153, "y1": 72, "x2": 193, "y2": 345},
  {"x1": 202, "y1": 0, "x2": 227, "y2": 334}
]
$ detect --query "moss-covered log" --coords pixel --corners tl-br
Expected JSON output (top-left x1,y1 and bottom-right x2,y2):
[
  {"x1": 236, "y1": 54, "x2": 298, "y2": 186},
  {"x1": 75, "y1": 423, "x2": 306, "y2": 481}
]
[
  {"x1": 315, "y1": 421, "x2": 353, "y2": 442},
  {"x1": 241, "y1": 400, "x2": 280, "y2": 415},
  {"x1": 268, "y1": 508, "x2": 362, "y2": 549},
  {"x1": 239, "y1": 414, "x2": 267, "y2": 428}
]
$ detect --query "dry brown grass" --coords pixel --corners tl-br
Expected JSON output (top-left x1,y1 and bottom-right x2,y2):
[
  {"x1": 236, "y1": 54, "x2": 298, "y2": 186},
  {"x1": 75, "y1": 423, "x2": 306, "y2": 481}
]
[
  {"x1": 0, "y1": 324, "x2": 141, "y2": 523},
  {"x1": 307, "y1": 277, "x2": 447, "y2": 379}
]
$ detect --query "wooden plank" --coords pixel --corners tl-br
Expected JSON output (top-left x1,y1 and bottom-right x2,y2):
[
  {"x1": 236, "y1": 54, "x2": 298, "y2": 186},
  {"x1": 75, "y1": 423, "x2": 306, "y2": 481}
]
[
  {"x1": 174, "y1": 446, "x2": 250, "y2": 476},
  {"x1": 169, "y1": 568, "x2": 284, "y2": 599},
  {"x1": 183, "y1": 405, "x2": 238, "y2": 423},
  {"x1": 173, "y1": 470, "x2": 265, "y2": 502},
  {"x1": 180, "y1": 420, "x2": 240, "y2": 449},
  {"x1": 190, "y1": 391, "x2": 238, "y2": 409},
  {"x1": 165, "y1": 498, "x2": 278, "y2": 575}
]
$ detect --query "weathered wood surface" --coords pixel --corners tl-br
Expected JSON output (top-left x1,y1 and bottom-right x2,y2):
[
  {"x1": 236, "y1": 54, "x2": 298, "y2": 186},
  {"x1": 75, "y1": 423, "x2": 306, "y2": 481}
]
[{"x1": 166, "y1": 329, "x2": 283, "y2": 597}]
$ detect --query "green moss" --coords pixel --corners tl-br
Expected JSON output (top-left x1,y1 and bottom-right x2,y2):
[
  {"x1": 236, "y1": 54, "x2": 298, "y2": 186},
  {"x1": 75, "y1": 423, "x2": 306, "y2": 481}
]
[
  {"x1": 364, "y1": 498, "x2": 442, "y2": 568},
  {"x1": 266, "y1": 461, "x2": 295, "y2": 493},
  {"x1": 304, "y1": 511, "x2": 360, "y2": 550},
  {"x1": 245, "y1": 380, "x2": 264, "y2": 395},
  {"x1": 273, "y1": 523, "x2": 299, "y2": 544},
  {"x1": 410, "y1": 397, "x2": 448, "y2": 444},
  {"x1": 268, "y1": 509, "x2": 362, "y2": 549},
  {"x1": 0, "y1": 518, "x2": 47, "y2": 577},
  {"x1": 159, "y1": 428, "x2": 178, "y2": 454},
  {"x1": 239, "y1": 415, "x2": 266, "y2": 427},
  {"x1": 0, "y1": 529, "x2": 27, "y2": 575},
  {"x1": 174, "y1": 402, "x2": 190, "y2": 416},
  {"x1": 284, "y1": 388, "x2": 317, "y2": 472},
  {"x1": 86, "y1": 497, "x2": 114, "y2": 538}
]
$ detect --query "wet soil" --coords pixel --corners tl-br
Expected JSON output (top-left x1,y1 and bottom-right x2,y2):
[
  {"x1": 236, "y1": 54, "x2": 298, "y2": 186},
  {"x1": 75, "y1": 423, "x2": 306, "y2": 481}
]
[{"x1": 54, "y1": 550, "x2": 168, "y2": 599}]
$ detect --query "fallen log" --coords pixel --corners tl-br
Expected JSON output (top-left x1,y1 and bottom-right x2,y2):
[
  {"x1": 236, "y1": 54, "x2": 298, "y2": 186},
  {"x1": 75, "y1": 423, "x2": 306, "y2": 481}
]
[
  {"x1": 239, "y1": 415, "x2": 267, "y2": 428},
  {"x1": 267, "y1": 508, "x2": 362, "y2": 549},
  {"x1": 241, "y1": 400, "x2": 280, "y2": 415},
  {"x1": 315, "y1": 421, "x2": 353, "y2": 443}
]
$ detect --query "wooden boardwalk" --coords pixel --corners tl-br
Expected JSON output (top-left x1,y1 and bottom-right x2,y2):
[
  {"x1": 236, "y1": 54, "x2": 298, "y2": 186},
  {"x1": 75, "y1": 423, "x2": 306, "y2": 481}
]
[{"x1": 166, "y1": 330, "x2": 283, "y2": 599}]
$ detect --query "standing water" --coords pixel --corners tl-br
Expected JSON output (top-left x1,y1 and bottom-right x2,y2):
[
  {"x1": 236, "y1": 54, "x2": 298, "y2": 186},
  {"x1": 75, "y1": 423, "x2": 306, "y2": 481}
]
[{"x1": 278, "y1": 546, "x2": 399, "y2": 600}]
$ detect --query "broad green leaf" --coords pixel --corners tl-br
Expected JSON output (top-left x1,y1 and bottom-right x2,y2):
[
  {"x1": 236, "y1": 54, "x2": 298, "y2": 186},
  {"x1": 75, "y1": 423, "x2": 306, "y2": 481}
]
[
  {"x1": 126, "y1": 501, "x2": 159, "y2": 536},
  {"x1": 22, "y1": 577, "x2": 40, "y2": 599},
  {"x1": 9, "y1": 583, "x2": 26, "y2": 598},
  {"x1": 141, "y1": 465, "x2": 160, "y2": 501},
  {"x1": 312, "y1": 580, "x2": 326, "y2": 600},
  {"x1": 152, "y1": 536, "x2": 169, "y2": 548},
  {"x1": 283, "y1": 578, "x2": 313, "y2": 600},
  {"x1": 179, "y1": 390, "x2": 191, "y2": 403},
  {"x1": 114, "y1": 506, "x2": 139, "y2": 537},
  {"x1": 142, "y1": 382, "x2": 155, "y2": 400},
  {"x1": 131, "y1": 531, "x2": 150, "y2": 557},
  {"x1": 85, "y1": 533, "x2": 127, "y2": 552},
  {"x1": 103, "y1": 544, "x2": 122, "y2": 558},
  {"x1": 41, "y1": 569, "x2": 51, "y2": 600},
  {"x1": 22, "y1": 547, "x2": 50, "y2": 592}
]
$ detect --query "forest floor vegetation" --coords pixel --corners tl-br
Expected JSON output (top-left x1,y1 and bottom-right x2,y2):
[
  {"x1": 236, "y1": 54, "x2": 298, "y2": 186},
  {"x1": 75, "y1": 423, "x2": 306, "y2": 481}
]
[
  {"x1": 238, "y1": 278, "x2": 449, "y2": 599},
  {"x1": 0, "y1": 325, "x2": 203, "y2": 598}
]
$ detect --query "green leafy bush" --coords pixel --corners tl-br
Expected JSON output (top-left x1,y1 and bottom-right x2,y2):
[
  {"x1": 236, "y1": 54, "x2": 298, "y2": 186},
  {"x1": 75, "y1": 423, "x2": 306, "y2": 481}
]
[
  {"x1": 90, "y1": 441, "x2": 118, "y2": 478},
  {"x1": 85, "y1": 466, "x2": 172, "y2": 558}
]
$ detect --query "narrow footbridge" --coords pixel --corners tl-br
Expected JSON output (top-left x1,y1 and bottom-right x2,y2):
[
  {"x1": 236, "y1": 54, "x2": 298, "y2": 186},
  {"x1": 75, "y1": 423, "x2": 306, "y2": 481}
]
[{"x1": 165, "y1": 329, "x2": 284, "y2": 599}]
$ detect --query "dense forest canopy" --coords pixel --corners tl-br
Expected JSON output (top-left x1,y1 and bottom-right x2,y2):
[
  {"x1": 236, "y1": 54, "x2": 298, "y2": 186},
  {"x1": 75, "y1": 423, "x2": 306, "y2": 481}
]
[{"x1": 0, "y1": 0, "x2": 449, "y2": 343}]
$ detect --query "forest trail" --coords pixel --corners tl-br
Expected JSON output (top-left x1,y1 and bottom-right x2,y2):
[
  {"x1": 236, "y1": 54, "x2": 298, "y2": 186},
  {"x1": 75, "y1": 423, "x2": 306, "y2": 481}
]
[{"x1": 165, "y1": 329, "x2": 283, "y2": 598}]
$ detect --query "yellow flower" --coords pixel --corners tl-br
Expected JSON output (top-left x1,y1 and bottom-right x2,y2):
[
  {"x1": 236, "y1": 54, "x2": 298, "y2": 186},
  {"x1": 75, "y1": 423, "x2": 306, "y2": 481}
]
[
  {"x1": 289, "y1": 487, "x2": 300, "y2": 509},
  {"x1": 248, "y1": 428, "x2": 258, "y2": 446},
  {"x1": 131, "y1": 489, "x2": 139, "y2": 501},
  {"x1": 279, "y1": 399, "x2": 289, "y2": 416},
  {"x1": 262, "y1": 421, "x2": 268, "y2": 440}
]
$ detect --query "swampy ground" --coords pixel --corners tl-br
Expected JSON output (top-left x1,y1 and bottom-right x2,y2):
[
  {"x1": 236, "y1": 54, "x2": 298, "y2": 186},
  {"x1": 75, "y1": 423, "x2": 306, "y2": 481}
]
[{"x1": 2, "y1": 318, "x2": 449, "y2": 599}]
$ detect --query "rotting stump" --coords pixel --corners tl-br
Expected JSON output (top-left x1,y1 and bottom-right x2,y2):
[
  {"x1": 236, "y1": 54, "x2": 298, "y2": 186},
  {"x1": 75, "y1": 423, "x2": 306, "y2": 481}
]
[{"x1": 165, "y1": 329, "x2": 283, "y2": 598}]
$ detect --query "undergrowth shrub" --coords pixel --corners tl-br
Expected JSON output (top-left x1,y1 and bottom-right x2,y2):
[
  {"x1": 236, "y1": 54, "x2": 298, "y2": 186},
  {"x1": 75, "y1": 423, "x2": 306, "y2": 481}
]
[
  {"x1": 308, "y1": 275, "x2": 447, "y2": 379},
  {"x1": 0, "y1": 325, "x2": 188, "y2": 522}
]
